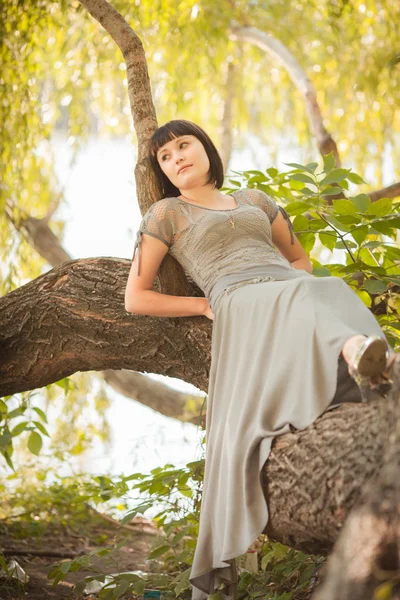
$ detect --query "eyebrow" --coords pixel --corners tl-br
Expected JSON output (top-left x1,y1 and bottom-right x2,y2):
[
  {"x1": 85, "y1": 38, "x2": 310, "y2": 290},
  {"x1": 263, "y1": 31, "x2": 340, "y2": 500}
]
[{"x1": 157, "y1": 136, "x2": 187, "y2": 157}]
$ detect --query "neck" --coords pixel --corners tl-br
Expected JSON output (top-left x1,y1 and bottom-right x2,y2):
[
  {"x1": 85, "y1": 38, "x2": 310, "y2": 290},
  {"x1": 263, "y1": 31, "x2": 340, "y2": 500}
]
[{"x1": 178, "y1": 186, "x2": 224, "y2": 206}]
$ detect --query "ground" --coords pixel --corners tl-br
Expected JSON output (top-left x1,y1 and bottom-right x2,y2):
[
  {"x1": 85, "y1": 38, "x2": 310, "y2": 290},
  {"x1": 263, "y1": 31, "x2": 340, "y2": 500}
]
[{"x1": 0, "y1": 508, "x2": 158, "y2": 600}]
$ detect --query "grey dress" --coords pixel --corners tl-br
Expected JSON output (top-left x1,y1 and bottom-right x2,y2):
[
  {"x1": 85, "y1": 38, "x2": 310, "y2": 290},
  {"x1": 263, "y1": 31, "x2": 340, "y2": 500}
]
[{"x1": 132, "y1": 188, "x2": 384, "y2": 600}]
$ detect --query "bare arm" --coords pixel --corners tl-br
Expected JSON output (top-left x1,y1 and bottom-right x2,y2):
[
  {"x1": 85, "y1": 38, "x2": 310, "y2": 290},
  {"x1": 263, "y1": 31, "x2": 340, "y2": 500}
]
[
  {"x1": 124, "y1": 233, "x2": 209, "y2": 317},
  {"x1": 271, "y1": 210, "x2": 313, "y2": 273}
]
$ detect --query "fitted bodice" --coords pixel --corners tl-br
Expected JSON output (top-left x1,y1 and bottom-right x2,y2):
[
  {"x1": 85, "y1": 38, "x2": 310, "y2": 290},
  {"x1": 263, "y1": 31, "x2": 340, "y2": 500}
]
[{"x1": 132, "y1": 188, "x2": 297, "y2": 301}]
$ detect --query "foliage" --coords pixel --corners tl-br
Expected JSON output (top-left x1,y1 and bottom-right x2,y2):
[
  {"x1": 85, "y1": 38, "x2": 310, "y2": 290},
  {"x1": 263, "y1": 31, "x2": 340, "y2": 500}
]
[
  {"x1": 1, "y1": 0, "x2": 399, "y2": 293},
  {"x1": 0, "y1": 375, "x2": 111, "y2": 472},
  {"x1": 225, "y1": 154, "x2": 400, "y2": 349},
  {"x1": 0, "y1": 461, "x2": 321, "y2": 599}
]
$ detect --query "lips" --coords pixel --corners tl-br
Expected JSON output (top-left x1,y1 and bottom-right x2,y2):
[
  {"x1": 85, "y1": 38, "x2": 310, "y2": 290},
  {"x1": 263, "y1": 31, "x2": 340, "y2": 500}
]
[{"x1": 178, "y1": 164, "x2": 192, "y2": 174}]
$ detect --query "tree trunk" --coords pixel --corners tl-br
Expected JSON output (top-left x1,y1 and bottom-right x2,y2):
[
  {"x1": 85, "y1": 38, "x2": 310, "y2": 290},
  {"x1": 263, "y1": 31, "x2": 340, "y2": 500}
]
[{"x1": 311, "y1": 363, "x2": 400, "y2": 599}]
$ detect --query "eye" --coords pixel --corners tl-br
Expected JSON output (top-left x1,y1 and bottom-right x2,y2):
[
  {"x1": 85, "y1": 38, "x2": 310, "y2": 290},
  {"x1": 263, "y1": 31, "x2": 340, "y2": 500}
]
[
  {"x1": 160, "y1": 153, "x2": 169, "y2": 162},
  {"x1": 180, "y1": 141, "x2": 188, "y2": 148}
]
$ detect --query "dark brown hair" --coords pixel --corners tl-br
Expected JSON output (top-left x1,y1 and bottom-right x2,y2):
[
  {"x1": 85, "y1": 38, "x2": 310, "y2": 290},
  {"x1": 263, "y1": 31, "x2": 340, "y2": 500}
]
[{"x1": 149, "y1": 119, "x2": 224, "y2": 197}]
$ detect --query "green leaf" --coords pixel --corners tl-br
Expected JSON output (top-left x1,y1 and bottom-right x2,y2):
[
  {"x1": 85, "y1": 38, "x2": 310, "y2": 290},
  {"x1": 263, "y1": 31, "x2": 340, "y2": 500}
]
[
  {"x1": 366, "y1": 198, "x2": 392, "y2": 216},
  {"x1": 333, "y1": 199, "x2": 357, "y2": 215},
  {"x1": 7, "y1": 407, "x2": 26, "y2": 419},
  {"x1": 363, "y1": 241, "x2": 382, "y2": 249},
  {"x1": 385, "y1": 247, "x2": 400, "y2": 261},
  {"x1": 54, "y1": 378, "x2": 70, "y2": 392},
  {"x1": 33, "y1": 421, "x2": 50, "y2": 437},
  {"x1": 370, "y1": 222, "x2": 396, "y2": 236},
  {"x1": 114, "y1": 581, "x2": 130, "y2": 596},
  {"x1": 0, "y1": 400, "x2": 7, "y2": 414},
  {"x1": 299, "y1": 565, "x2": 316, "y2": 585},
  {"x1": 319, "y1": 232, "x2": 336, "y2": 252},
  {"x1": 120, "y1": 510, "x2": 138, "y2": 524},
  {"x1": 336, "y1": 215, "x2": 360, "y2": 224},
  {"x1": 0, "y1": 431, "x2": 12, "y2": 450},
  {"x1": 352, "y1": 225, "x2": 369, "y2": 245},
  {"x1": 312, "y1": 266, "x2": 331, "y2": 277},
  {"x1": 324, "y1": 215, "x2": 351, "y2": 232},
  {"x1": 28, "y1": 431, "x2": 43, "y2": 456},
  {"x1": 351, "y1": 194, "x2": 371, "y2": 213},
  {"x1": 284, "y1": 162, "x2": 311, "y2": 171},
  {"x1": 322, "y1": 186, "x2": 343, "y2": 196},
  {"x1": 305, "y1": 162, "x2": 318, "y2": 173},
  {"x1": 11, "y1": 421, "x2": 29, "y2": 436},
  {"x1": 289, "y1": 173, "x2": 316, "y2": 186},
  {"x1": 284, "y1": 201, "x2": 310, "y2": 216},
  {"x1": 289, "y1": 179, "x2": 309, "y2": 191},
  {"x1": 320, "y1": 168, "x2": 350, "y2": 185},
  {"x1": 59, "y1": 560, "x2": 72, "y2": 575},
  {"x1": 266, "y1": 167, "x2": 278, "y2": 178},
  {"x1": 32, "y1": 407, "x2": 48, "y2": 423},
  {"x1": 355, "y1": 290, "x2": 372, "y2": 308},
  {"x1": 348, "y1": 172, "x2": 366, "y2": 185},
  {"x1": 298, "y1": 232, "x2": 316, "y2": 253},
  {"x1": 174, "y1": 567, "x2": 192, "y2": 595},
  {"x1": 335, "y1": 241, "x2": 357, "y2": 250},
  {"x1": 322, "y1": 152, "x2": 336, "y2": 173},
  {"x1": 364, "y1": 279, "x2": 387, "y2": 295},
  {"x1": 293, "y1": 215, "x2": 309, "y2": 232},
  {"x1": 300, "y1": 187, "x2": 317, "y2": 197},
  {"x1": 171, "y1": 529, "x2": 188, "y2": 547},
  {"x1": 148, "y1": 544, "x2": 171, "y2": 559},
  {"x1": 309, "y1": 218, "x2": 328, "y2": 231},
  {"x1": 3, "y1": 451, "x2": 15, "y2": 470}
]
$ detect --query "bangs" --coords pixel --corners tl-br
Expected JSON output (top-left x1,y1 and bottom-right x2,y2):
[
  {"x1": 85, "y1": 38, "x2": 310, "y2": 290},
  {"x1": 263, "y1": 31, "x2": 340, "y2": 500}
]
[{"x1": 149, "y1": 120, "x2": 202, "y2": 157}]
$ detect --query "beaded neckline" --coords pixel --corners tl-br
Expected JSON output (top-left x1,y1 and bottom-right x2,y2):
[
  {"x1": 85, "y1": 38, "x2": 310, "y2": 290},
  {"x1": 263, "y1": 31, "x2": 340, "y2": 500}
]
[{"x1": 176, "y1": 192, "x2": 240, "y2": 212}]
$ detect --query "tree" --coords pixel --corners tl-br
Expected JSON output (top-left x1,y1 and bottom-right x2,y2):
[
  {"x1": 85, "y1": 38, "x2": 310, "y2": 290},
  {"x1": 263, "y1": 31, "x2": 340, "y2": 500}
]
[{"x1": 1, "y1": 0, "x2": 400, "y2": 598}]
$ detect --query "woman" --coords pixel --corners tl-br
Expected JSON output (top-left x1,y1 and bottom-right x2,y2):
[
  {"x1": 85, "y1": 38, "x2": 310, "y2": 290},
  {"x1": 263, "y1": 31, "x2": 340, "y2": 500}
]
[{"x1": 124, "y1": 120, "x2": 396, "y2": 599}]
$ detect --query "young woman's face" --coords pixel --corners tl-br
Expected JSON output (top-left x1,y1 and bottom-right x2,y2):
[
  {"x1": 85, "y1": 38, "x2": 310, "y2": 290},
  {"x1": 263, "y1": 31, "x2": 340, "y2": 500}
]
[{"x1": 156, "y1": 135, "x2": 210, "y2": 190}]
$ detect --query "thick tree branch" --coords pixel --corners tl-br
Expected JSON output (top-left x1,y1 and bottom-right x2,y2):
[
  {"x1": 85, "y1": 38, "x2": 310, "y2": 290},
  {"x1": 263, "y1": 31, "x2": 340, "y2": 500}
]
[
  {"x1": 0, "y1": 258, "x2": 212, "y2": 398},
  {"x1": 229, "y1": 24, "x2": 341, "y2": 166},
  {"x1": 102, "y1": 369, "x2": 206, "y2": 426},
  {"x1": 229, "y1": 25, "x2": 400, "y2": 203},
  {"x1": 369, "y1": 181, "x2": 400, "y2": 202},
  {"x1": 5, "y1": 202, "x2": 206, "y2": 425}
]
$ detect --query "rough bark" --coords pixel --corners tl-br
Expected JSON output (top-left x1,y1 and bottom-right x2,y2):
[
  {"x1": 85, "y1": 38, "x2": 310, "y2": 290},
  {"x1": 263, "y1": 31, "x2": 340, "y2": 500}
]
[
  {"x1": 0, "y1": 258, "x2": 212, "y2": 398},
  {"x1": 5, "y1": 204, "x2": 206, "y2": 425},
  {"x1": 311, "y1": 362, "x2": 400, "y2": 599}
]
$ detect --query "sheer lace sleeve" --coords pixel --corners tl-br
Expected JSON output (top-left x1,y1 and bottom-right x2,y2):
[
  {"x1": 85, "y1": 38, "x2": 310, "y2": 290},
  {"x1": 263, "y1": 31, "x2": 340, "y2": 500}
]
[
  {"x1": 242, "y1": 188, "x2": 295, "y2": 245},
  {"x1": 132, "y1": 198, "x2": 175, "y2": 275}
]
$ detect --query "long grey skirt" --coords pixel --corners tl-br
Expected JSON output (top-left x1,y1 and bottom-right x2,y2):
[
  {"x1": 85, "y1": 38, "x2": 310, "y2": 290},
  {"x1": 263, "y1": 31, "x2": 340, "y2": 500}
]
[{"x1": 189, "y1": 270, "x2": 385, "y2": 600}]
